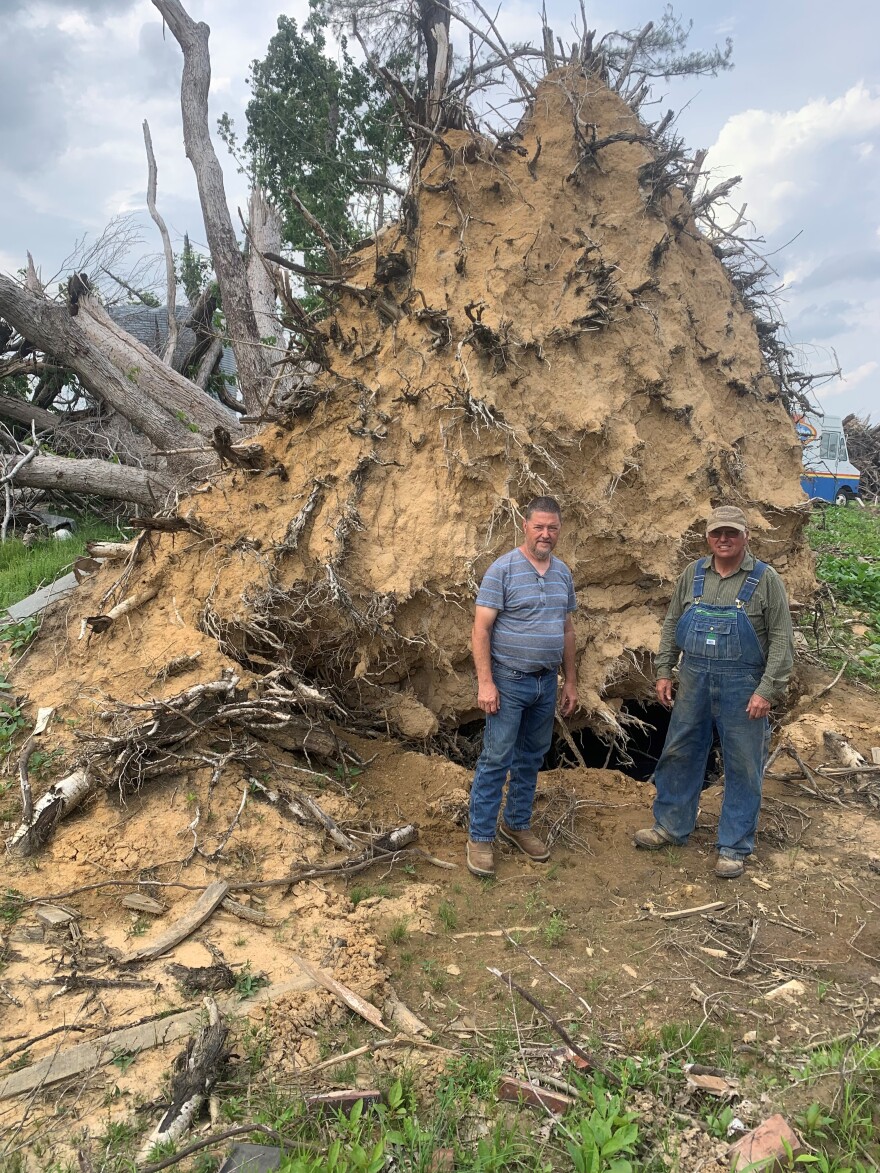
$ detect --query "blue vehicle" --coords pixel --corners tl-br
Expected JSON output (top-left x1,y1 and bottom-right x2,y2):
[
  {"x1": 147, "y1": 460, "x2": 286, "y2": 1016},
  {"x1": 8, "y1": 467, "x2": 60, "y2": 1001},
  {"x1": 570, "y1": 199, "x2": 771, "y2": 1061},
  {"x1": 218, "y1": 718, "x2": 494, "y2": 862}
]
[{"x1": 794, "y1": 413, "x2": 862, "y2": 505}]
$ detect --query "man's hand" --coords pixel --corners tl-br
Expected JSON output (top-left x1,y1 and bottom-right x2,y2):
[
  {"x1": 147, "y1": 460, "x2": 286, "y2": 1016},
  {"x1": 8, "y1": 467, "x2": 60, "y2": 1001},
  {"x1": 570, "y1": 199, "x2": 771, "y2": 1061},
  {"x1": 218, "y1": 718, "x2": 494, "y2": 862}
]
[
  {"x1": 656, "y1": 678, "x2": 675, "y2": 707},
  {"x1": 560, "y1": 679, "x2": 578, "y2": 717},
  {"x1": 477, "y1": 681, "x2": 500, "y2": 714},
  {"x1": 746, "y1": 693, "x2": 770, "y2": 719}
]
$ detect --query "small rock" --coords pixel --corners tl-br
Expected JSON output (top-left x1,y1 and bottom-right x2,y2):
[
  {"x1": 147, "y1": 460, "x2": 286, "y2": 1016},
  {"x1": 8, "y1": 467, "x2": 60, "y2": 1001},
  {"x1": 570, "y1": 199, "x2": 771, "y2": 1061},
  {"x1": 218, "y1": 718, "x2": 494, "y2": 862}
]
[{"x1": 764, "y1": 980, "x2": 805, "y2": 1003}]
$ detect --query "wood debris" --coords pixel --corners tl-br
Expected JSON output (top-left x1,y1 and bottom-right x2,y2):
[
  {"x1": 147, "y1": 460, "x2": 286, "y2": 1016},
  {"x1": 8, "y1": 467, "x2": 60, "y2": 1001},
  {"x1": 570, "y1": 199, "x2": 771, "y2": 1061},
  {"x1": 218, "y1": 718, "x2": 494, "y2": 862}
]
[
  {"x1": 659, "y1": 901, "x2": 726, "y2": 921},
  {"x1": 288, "y1": 952, "x2": 389, "y2": 1033},
  {"x1": 137, "y1": 996, "x2": 229, "y2": 1160},
  {"x1": 0, "y1": 975, "x2": 317, "y2": 1101},
  {"x1": 498, "y1": 1076, "x2": 573, "y2": 1114},
  {"x1": 117, "y1": 881, "x2": 229, "y2": 965},
  {"x1": 121, "y1": 893, "x2": 166, "y2": 915}
]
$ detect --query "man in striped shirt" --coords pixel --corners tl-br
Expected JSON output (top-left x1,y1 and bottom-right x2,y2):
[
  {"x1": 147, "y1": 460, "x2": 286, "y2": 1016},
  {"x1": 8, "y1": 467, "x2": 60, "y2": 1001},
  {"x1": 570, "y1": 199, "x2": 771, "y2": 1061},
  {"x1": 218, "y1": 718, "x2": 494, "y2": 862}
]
[{"x1": 466, "y1": 497, "x2": 578, "y2": 877}]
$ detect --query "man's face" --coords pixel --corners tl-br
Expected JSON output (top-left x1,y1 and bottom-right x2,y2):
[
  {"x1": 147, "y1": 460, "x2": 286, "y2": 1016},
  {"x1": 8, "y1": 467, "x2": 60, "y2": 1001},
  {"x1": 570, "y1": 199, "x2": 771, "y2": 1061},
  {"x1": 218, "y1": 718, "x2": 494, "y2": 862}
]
[
  {"x1": 707, "y1": 526, "x2": 748, "y2": 561},
  {"x1": 522, "y1": 510, "x2": 561, "y2": 562}
]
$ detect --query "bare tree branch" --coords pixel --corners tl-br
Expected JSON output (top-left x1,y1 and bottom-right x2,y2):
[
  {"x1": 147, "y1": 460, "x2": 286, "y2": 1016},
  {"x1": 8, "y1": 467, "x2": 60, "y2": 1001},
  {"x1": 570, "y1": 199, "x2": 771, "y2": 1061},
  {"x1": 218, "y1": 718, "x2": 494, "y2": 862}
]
[
  {"x1": 151, "y1": 0, "x2": 271, "y2": 413},
  {"x1": 143, "y1": 120, "x2": 179, "y2": 364}
]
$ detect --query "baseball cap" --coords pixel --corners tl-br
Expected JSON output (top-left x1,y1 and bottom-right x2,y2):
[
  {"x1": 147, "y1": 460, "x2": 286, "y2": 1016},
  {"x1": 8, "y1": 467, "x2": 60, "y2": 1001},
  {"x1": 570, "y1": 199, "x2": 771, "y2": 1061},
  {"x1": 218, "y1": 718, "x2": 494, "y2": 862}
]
[{"x1": 706, "y1": 506, "x2": 748, "y2": 534}]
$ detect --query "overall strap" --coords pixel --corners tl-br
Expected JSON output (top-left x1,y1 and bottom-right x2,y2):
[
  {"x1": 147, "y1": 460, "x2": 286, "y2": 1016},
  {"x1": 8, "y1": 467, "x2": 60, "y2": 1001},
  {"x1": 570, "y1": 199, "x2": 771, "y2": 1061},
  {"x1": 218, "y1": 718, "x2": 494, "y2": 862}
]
[
  {"x1": 691, "y1": 558, "x2": 711, "y2": 601},
  {"x1": 735, "y1": 560, "x2": 768, "y2": 608}
]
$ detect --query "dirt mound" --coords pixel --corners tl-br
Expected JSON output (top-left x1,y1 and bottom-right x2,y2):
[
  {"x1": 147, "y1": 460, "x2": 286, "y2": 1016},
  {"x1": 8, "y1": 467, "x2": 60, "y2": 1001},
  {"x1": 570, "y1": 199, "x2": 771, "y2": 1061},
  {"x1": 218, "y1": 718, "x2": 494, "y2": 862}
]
[{"x1": 16, "y1": 69, "x2": 813, "y2": 745}]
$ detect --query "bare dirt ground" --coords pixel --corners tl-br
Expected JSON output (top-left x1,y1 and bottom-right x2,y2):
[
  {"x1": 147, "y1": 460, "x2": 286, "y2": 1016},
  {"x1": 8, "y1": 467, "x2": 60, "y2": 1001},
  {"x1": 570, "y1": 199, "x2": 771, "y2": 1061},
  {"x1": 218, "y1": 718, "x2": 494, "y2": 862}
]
[{"x1": 1, "y1": 663, "x2": 878, "y2": 1168}]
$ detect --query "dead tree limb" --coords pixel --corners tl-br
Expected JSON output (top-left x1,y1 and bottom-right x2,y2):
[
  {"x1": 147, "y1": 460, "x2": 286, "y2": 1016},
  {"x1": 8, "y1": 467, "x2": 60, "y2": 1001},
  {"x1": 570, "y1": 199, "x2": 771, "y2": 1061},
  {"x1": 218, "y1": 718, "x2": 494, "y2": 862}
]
[
  {"x1": 0, "y1": 451, "x2": 170, "y2": 508},
  {"x1": 487, "y1": 966, "x2": 621, "y2": 1087},
  {"x1": 143, "y1": 120, "x2": 178, "y2": 365},
  {"x1": 151, "y1": 0, "x2": 271, "y2": 413},
  {"x1": 691, "y1": 174, "x2": 742, "y2": 218},
  {"x1": 287, "y1": 187, "x2": 341, "y2": 276},
  {"x1": 613, "y1": 21, "x2": 653, "y2": 92}
]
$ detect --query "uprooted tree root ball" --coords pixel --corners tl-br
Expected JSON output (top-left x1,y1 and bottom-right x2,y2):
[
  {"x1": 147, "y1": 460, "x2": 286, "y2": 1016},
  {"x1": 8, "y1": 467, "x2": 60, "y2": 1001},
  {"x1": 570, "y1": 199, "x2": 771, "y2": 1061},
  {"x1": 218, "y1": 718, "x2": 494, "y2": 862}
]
[{"x1": 16, "y1": 71, "x2": 813, "y2": 762}]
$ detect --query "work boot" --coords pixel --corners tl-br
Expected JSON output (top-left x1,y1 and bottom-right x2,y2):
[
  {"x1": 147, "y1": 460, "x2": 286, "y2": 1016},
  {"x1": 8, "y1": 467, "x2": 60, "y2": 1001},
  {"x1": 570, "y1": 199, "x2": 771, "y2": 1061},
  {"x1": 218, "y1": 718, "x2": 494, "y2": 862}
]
[
  {"x1": 714, "y1": 856, "x2": 744, "y2": 879},
  {"x1": 466, "y1": 839, "x2": 495, "y2": 877},
  {"x1": 632, "y1": 825, "x2": 676, "y2": 850},
  {"x1": 499, "y1": 824, "x2": 550, "y2": 862}
]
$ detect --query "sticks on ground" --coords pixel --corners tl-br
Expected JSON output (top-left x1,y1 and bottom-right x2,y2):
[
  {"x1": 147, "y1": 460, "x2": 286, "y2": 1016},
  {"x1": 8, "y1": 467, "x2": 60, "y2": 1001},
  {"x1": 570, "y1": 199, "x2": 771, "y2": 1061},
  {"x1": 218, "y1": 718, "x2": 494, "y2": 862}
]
[{"x1": 487, "y1": 967, "x2": 620, "y2": 1087}]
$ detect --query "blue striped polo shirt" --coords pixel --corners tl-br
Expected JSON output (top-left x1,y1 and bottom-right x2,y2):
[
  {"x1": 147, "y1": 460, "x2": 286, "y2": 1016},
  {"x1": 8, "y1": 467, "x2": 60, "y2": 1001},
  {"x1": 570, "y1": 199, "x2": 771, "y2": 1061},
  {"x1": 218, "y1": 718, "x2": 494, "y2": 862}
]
[{"x1": 476, "y1": 549, "x2": 577, "y2": 673}]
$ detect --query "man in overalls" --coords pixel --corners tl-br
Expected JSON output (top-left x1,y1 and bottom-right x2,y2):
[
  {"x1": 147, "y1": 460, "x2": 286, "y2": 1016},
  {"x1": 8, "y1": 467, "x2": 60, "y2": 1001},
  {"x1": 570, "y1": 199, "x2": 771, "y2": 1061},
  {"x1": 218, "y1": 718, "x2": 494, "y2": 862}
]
[{"x1": 633, "y1": 506, "x2": 794, "y2": 878}]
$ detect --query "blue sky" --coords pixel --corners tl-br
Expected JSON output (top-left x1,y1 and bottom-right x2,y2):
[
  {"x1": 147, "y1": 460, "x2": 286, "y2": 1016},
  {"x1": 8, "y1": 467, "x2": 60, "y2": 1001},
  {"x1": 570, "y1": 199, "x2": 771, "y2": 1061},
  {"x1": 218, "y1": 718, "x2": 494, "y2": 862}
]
[{"x1": 1, "y1": 0, "x2": 877, "y2": 419}]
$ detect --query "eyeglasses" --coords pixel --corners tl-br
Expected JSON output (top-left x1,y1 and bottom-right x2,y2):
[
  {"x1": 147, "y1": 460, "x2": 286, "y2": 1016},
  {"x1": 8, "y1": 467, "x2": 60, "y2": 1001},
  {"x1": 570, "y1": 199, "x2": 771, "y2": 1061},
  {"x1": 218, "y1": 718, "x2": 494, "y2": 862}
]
[{"x1": 708, "y1": 528, "x2": 744, "y2": 539}]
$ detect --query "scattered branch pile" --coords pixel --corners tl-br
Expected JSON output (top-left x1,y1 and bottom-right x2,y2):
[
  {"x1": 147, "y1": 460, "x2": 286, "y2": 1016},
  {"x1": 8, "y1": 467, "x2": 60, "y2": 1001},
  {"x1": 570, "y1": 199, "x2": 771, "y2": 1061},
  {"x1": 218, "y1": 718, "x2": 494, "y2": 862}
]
[{"x1": 843, "y1": 414, "x2": 880, "y2": 501}]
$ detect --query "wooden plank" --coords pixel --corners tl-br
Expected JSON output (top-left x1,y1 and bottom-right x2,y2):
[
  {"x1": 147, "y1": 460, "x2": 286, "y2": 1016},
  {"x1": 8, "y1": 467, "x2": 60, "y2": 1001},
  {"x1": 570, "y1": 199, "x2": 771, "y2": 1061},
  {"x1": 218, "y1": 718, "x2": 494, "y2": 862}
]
[
  {"x1": 0, "y1": 974, "x2": 317, "y2": 1101},
  {"x1": 288, "y1": 952, "x2": 389, "y2": 1033},
  {"x1": 35, "y1": 905, "x2": 78, "y2": 928},
  {"x1": 118, "y1": 881, "x2": 229, "y2": 964},
  {"x1": 121, "y1": 894, "x2": 166, "y2": 915}
]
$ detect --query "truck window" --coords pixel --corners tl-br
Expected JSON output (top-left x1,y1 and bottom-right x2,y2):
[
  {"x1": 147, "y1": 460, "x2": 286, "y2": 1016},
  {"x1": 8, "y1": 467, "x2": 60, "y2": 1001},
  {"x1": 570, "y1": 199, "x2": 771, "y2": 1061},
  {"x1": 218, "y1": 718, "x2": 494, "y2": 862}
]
[{"x1": 819, "y1": 431, "x2": 843, "y2": 462}]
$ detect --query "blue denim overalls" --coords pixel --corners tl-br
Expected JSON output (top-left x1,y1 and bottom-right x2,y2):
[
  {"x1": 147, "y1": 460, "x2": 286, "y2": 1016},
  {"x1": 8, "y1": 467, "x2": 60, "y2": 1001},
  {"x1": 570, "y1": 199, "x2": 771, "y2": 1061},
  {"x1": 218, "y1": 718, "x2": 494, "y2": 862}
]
[{"x1": 652, "y1": 559, "x2": 771, "y2": 860}]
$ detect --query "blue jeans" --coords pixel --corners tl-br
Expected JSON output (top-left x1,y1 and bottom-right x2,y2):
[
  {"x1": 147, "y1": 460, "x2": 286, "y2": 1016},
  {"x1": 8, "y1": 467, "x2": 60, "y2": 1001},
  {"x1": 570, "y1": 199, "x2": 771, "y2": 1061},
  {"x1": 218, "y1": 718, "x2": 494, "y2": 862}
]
[
  {"x1": 469, "y1": 664, "x2": 558, "y2": 842},
  {"x1": 652, "y1": 657, "x2": 770, "y2": 859}
]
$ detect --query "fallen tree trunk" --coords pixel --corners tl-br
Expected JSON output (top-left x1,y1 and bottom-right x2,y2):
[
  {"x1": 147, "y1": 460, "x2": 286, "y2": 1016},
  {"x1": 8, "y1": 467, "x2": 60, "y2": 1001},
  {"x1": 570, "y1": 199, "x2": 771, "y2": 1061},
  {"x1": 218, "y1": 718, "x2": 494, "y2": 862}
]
[
  {"x1": 0, "y1": 275, "x2": 209, "y2": 454},
  {"x1": 0, "y1": 452, "x2": 172, "y2": 507},
  {"x1": 74, "y1": 292, "x2": 236, "y2": 437}
]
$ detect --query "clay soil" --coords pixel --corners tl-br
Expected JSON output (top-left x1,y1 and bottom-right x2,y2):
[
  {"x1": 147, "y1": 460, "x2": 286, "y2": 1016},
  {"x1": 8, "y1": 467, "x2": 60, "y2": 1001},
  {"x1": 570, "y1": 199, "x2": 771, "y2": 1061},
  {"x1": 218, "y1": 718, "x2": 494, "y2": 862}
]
[{"x1": 1, "y1": 664, "x2": 879, "y2": 1168}]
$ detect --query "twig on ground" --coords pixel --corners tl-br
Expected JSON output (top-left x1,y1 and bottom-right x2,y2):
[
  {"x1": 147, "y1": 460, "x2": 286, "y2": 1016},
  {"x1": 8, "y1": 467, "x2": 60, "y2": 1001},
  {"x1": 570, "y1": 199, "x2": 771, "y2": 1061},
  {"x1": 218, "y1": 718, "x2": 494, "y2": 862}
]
[
  {"x1": 503, "y1": 931, "x2": 592, "y2": 1014},
  {"x1": 732, "y1": 918, "x2": 760, "y2": 974},
  {"x1": 487, "y1": 967, "x2": 620, "y2": 1087}
]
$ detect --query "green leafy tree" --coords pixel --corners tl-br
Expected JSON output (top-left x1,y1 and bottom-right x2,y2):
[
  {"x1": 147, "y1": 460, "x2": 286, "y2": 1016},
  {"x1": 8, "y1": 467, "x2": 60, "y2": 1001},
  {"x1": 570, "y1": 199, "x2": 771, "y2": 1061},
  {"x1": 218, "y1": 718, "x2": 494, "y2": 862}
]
[
  {"x1": 219, "y1": 8, "x2": 409, "y2": 270},
  {"x1": 176, "y1": 233, "x2": 213, "y2": 306}
]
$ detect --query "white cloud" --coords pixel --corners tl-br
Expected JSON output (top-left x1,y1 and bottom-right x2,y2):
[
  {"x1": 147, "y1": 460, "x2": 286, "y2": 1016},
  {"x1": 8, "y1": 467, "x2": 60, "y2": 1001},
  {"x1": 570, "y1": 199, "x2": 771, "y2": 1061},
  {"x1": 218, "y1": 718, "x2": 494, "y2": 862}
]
[
  {"x1": 706, "y1": 83, "x2": 880, "y2": 233},
  {"x1": 822, "y1": 360, "x2": 879, "y2": 398}
]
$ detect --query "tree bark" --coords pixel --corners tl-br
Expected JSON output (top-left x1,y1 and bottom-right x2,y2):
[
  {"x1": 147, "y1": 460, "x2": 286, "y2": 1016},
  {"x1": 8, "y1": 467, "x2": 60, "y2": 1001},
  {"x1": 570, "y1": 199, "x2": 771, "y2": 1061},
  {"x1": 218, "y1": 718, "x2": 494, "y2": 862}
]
[
  {"x1": 0, "y1": 452, "x2": 172, "y2": 506},
  {"x1": 152, "y1": 0, "x2": 271, "y2": 414},
  {"x1": 0, "y1": 393, "x2": 60, "y2": 432},
  {"x1": 245, "y1": 187, "x2": 288, "y2": 404},
  {"x1": 419, "y1": 0, "x2": 451, "y2": 127}
]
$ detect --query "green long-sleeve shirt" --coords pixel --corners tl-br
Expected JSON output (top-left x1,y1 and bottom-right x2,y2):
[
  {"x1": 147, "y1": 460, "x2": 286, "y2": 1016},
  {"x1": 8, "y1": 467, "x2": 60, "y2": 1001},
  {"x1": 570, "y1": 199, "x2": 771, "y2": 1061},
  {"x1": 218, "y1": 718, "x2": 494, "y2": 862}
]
[{"x1": 655, "y1": 553, "x2": 795, "y2": 702}]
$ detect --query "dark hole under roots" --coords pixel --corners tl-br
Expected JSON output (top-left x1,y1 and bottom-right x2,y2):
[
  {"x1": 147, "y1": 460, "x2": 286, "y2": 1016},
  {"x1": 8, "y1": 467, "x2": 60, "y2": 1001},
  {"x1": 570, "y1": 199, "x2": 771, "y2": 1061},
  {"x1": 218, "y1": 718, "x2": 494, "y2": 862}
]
[
  {"x1": 454, "y1": 700, "x2": 722, "y2": 786},
  {"x1": 547, "y1": 700, "x2": 671, "y2": 780}
]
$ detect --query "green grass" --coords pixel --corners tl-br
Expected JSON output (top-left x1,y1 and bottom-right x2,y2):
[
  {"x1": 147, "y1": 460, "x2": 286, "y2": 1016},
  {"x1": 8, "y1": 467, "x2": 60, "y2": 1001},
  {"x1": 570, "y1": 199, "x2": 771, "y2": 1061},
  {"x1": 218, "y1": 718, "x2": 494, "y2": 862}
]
[
  {"x1": 437, "y1": 899, "x2": 458, "y2": 933},
  {"x1": 804, "y1": 505, "x2": 880, "y2": 685},
  {"x1": 0, "y1": 516, "x2": 121, "y2": 613}
]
